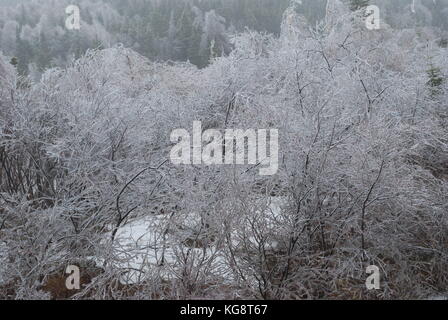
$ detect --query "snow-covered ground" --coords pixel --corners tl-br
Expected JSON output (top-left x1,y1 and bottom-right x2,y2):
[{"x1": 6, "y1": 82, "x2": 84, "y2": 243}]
[
  {"x1": 110, "y1": 213, "x2": 229, "y2": 284},
  {"x1": 109, "y1": 197, "x2": 287, "y2": 284}
]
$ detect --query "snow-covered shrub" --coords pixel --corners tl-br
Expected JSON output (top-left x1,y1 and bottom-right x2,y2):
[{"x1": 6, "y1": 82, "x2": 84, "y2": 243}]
[{"x1": 0, "y1": 4, "x2": 447, "y2": 299}]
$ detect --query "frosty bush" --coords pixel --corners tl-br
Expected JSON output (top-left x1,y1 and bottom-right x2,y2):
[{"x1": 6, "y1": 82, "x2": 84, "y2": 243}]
[{"x1": 0, "y1": 3, "x2": 447, "y2": 300}]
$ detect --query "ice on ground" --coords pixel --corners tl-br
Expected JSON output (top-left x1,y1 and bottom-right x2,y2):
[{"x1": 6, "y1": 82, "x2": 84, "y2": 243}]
[{"x1": 110, "y1": 197, "x2": 288, "y2": 284}]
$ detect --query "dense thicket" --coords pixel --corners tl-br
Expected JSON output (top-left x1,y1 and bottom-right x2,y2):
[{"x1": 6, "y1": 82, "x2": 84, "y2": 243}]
[{"x1": 0, "y1": 1, "x2": 447, "y2": 299}]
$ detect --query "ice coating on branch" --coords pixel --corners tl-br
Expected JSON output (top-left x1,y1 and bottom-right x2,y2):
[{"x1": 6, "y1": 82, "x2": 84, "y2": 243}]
[
  {"x1": 325, "y1": 0, "x2": 349, "y2": 32},
  {"x1": 280, "y1": 3, "x2": 310, "y2": 41}
]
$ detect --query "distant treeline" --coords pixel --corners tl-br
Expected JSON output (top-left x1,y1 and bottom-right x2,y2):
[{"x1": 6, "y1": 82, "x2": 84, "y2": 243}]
[{"x1": 0, "y1": 0, "x2": 447, "y2": 76}]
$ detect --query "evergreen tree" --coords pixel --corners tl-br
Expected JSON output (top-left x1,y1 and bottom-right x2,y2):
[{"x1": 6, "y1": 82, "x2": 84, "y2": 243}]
[
  {"x1": 36, "y1": 32, "x2": 52, "y2": 71},
  {"x1": 10, "y1": 56, "x2": 18, "y2": 68},
  {"x1": 15, "y1": 26, "x2": 32, "y2": 75},
  {"x1": 348, "y1": 0, "x2": 369, "y2": 11}
]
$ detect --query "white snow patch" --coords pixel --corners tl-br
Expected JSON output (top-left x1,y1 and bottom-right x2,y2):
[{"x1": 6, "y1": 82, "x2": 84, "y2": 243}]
[{"x1": 109, "y1": 197, "x2": 288, "y2": 284}]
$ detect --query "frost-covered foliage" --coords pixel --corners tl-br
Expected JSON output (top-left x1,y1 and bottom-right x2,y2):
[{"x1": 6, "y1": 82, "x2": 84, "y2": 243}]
[{"x1": 0, "y1": 5, "x2": 447, "y2": 300}]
